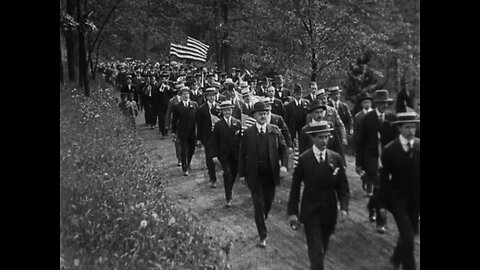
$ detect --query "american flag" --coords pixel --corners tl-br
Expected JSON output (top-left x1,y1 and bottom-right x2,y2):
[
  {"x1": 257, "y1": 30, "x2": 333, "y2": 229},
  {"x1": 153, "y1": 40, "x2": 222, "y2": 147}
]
[{"x1": 170, "y1": 28, "x2": 209, "y2": 63}]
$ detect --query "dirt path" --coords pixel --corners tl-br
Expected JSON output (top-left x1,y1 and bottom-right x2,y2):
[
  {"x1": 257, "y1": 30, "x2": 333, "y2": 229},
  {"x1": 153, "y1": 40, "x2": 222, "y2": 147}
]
[{"x1": 134, "y1": 113, "x2": 420, "y2": 270}]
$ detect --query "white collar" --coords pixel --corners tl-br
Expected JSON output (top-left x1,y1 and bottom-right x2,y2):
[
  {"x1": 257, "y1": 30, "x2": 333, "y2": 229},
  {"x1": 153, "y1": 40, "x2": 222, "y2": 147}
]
[
  {"x1": 208, "y1": 101, "x2": 215, "y2": 107},
  {"x1": 255, "y1": 122, "x2": 267, "y2": 133},
  {"x1": 375, "y1": 108, "x2": 384, "y2": 117},
  {"x1": 399, "y1": 134, "x2": 414, "y2": 147},
  {"x1": 224, "y1": 116, "x2": 231, "y2": 123},
  {"x1": 312, "y1": 145, "x2": 327, "y2": 159},
  {"x1": 363, "y1": 108, "x2": 373, "y2": 114}
]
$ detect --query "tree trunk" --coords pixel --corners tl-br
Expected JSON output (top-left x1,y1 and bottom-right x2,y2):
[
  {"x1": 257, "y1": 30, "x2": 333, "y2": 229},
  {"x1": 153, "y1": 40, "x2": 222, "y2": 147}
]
[
  {"x1": 60, "y1": 34, "x2": 64, "y2": 84},
  {"x1": 77, "y1": 0, "x2": 89, "y2": 96},
  {"x1": 66, "y1": 0, "x2": 76, "y2": 81},
  {"x1": 311, "y1": 50, "x2": 317, "y2": 82},
  {"x1": 215, "y1": 0, "x2": 222, "y2": 70}
]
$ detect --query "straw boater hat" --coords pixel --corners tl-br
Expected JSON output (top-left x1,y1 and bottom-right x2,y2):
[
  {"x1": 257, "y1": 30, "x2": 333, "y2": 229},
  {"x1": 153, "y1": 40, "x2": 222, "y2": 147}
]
[
  {"x1": 178, "y1": 86, "x2": 191, "y2": 95},
  {"x1": 373, "y1": 89, "x2": 394, "y2": 103},
  {"x1": 241, "y1": 87, "x2": 251, "y2": 97},
  {"x1": 175, "y1": 83, "x2": 185, "y2": 90},
  {"x1": 239, "y1": 81, "x2": 249, "y2": 89},
  {"x1": 307, "y1": 99, "x2": 327, "y2": 113},
  {"x1": 224, "y1": 78, "x2": 234, "y2": 85},
  {"x1": 203, "y1": 87, "x2": 218, "y2": 96},
  {"x1": 392, "y1": 112, "x2": 420, "y2": 125},
  {"x1": 305, "y1": 121, "x2": 334, "y2": 134},
  {"x1": 211, "y1": 81, "x2": 221, "y2": 89},
  {"x1": 328, "y1": 86, "x2": 342, "y2": 95},
  {"x1": 315, "y1": 88, "x2": 327, "y2": 98},
  {"x1": 219, "y1": 100, "x2": 235, "y2": 110},
  {"x1": 251, "y1": 101, "x2": 271, "y2": 114}
]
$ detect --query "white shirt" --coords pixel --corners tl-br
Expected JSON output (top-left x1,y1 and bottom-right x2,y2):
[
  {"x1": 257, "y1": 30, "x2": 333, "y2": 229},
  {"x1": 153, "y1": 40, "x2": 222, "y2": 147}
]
[
  {"x1": 399, "y1": 134, "x2": 414, "y2": 152},
  {"x1": 362, "y1": 108, "x2": 373, "y2": 114},
  {"x1": 207, "y1": 101, "x2": 215, "y2": 110},
  {"x1": 376, "y1": 108, "x2": 385, "y2": 122},
  {"x1": 255, "y1": 122, "x2": 267, "y2": 134},
  {"x1": 224, "y1": 117, "x2": 232, "y2": 127},
  {"x1": 312, "y1": 145, "x2": 327, "y2": 163},
  {"x1": 183, "y1": 100, "x2": 190, "y2": 107},
  {"x1": 332, "y1": 100, "x2": 339, "y2": 110}
]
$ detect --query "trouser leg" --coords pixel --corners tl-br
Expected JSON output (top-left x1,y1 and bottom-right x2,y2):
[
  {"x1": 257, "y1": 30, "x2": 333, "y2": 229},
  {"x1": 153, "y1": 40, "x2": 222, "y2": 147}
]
[
  {"x1": 263, "y1": 181, "x2": 276, "y2": 219},
  {"x1": 157, "y1": 110, "x2": 166, "y2": 136},
  {"x1": 203, "y1": 139, "x2": 217, "y2": 182},
  {"x1": 187, "y1": 135, "x2": 196, "y2": 168},
  {"x1": 251, "y1": 188, "x2": 267, "y2": 240},
  {"x1": 391, "y1": 206, "x2": 416, "y2": 270},
  {"x1": 180, "y1": 138, "x2": 189, "y2": 172},
  {"x1": 221, "y1": 159, "x2": 237, "y2": 201},
  {"x1": 304, "y1": 225, "x2": 325, "y2": 270}
]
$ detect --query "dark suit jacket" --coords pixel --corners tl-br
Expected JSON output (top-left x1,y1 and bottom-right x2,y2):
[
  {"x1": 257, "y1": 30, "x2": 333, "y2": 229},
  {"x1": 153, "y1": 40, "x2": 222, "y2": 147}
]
[
  {"x1": 285, "y1": 98, "x2": 310, "y2": 140},
  {"x1": 395, "y1": 90, "x2": 414, "y2": 113},
  {"x1": 275, "y1": 87, "x2": 291, "y2": 104},
  {"x1": 152, "y1": 84, "x2": 169, "y2": 114},
  {"x1": 355, "y1": 110, "x2": 398, "y2": 173},
  {"x1": 379, "y1": 138, "x2": 420, "y2": 225},
  {"x1": 211, "y1": 117, "x2": 242, "y2": 161},
  {"x1": 165, "y1": 96, "x2": 181, "y2": 131},
  {"x1": 238, "y1": 124, "x2": 288, "y2": 190},
  {"x1": 269, "y1": 113, "x2": 292, "y2": 148},
  {"x1": 195, "y1": 102, "x2": 221, "y2": 143},
  {"x1": 287, "y1": 148, "x2": 350, "y2": 225},
  {"x1": 329, "y1": 100, "x2": 353, "y2": 132},
  {"x1": 240, "y1": 102, "x2": 254, "y2": 117},
  {"x1": 121, "y1": 84, "x2": 137, "y2": 94},
  {"x1": 214, "y1": 93, "x2": 227, "y2": 103},
  {"x1": 172, "y1": 100, "x2": 199, "y2": 140},
  {"x1": 269, "y1": 97, "x2": 286, "y2": 119},
  {"x1": 190, "y1": 90, "x2": 204, "y2": 106},
  {"x1": 352, "y1": 110, "x2": 370, "y2": 152},
  {"x1": 298, "y1": 121, "x2": 337, "y2": 155}
]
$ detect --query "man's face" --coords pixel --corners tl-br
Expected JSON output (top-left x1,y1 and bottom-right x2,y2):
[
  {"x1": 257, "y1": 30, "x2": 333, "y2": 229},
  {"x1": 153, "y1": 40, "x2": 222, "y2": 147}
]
[
  {"x1": 266, "y1": 87, "x2": 276, "y2": 98},
  {"x1": 317, "y1": 95, "x2": 328, "y2": 105},
  {"x1": 254, "y1": 111, "x2": 268, "y2": 125},
  {"x1": 181, "y1": 91, "x2": 190, "y2": 101},
  {"x1": 375, "y1": 102, "x2": 389, "y2": 113},
  {"x1": 330, "y1": 93, "x2": 340, "y2": 101},
  {"x1": 127, "y1": 78, "x2": 132, "y2": 84},
  {"x1": 193, "y1": 83, "x2": 200, "y2": 91},
  {"x1": 243, "y1": 94, "x2": 251, "y2": 103},
  {"x1": 310, "y1": 132, "x2": 330, "y2": 150},
  {"x1": 294, "y1": 92, "x2": 302, "y2": 100},
  {"x1": 398, "y1": 123, "x2": 417, "y2": 141},
  {"x1": 222, "y1": 108, "x2": 233, "y2": 118},
  {"x1": 309, "y1": 84, "x2": 317, "y2": 94},
  {"x1": 311, "y1": 108, "x2": 325, "y2": 122},
  {"x1": 206, "y1": 93, "x2": 215, "y2": 103},
  {"x1": 361, "y1": 99, "x2": 372, "y2": 110}
]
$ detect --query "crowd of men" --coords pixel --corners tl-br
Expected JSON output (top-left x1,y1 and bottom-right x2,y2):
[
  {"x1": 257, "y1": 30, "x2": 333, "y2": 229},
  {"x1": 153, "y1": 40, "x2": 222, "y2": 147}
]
[{"x1": 101, "y1": 59, "x2": 420, "y2": 270}]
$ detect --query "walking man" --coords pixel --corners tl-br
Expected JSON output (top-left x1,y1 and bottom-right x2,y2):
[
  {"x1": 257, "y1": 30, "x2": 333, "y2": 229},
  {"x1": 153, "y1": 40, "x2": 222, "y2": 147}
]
[
  {"x1": 238, "y1": 101, "x2": 289, "y2": 248},
  {"x1": 165, "y1": 83, "x2": 183, "y2": 167},
  {"x1": 212, "y1": 100, "x2": 242, "y2": 207},
  {"x1": 287, "y1": 121, "x2": 350, "y2": 270},
  {"x1": 379, "y1": 112, "x2": 420, "y2": 270},
  {"x1": 356, "y1": 90, "x2": 398, "y2": 233}
]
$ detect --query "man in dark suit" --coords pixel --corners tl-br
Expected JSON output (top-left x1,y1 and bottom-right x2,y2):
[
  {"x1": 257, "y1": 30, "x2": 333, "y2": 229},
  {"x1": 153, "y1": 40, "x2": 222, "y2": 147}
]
[
  {"x1": 379, "y1": 112, "x2": 420, "y2": 270},
  {"x1": 153, "y1": 73, "x2": 170, "y2": 138},
  {"x1": 352, "y1": 92, "x2": 374, "y2": 196},
  {"x1": 304, "y1": 81, "x2": 318, "y2": 103},
  {"x1": 195, "y1": 87, "x2": 222, "y2": 186},
  {"x1": 133, "y1": 72, "x2": 145, "y2": 111},
  {"x1": 121, "y1": 75, "x2": 137, "y2": 97},
  {"x1": 212, "y1": 100, "x2": 242, "y2": 207},
  {"x1": 265, "y1": 86, "x2": 286, "y2": 120},
  {"x1": 165, "y1": 84, "x2": 183, "y2": 167},
  {"x1": 288, "y1": 121, "x2": 350, "y2": 270},
  {"x1": 188, "y1": 79, "x2": 204, "y2": 106},
  {"x1": 172, "y1": 86, "x2": 199, "y2": 176},
  {"x1": 274, "y1": 75, "x2": 291, "y2": 105},
  {"x1": 356, "y1": 90, "x2": 398, "y2": 233},
  {"x1": 285, "y1": 83, "x2": 310, "y2": 146},
  {"x1": 328, "y1": 86, "x2": 353, "y2": 135},
  {"x1": 240, "y1": 88, "x2": 254, "y2": 117},
  {"x1": 395, "y1": 79, "x2": 414, "y2": 113},
  {"x1": 238, "y1": 101, "x2": 289, "y2": 248},
  {"x1": 265, "y1": 99, "x2": 293, "y2": 150},
  {"x1": 211, "y1": 81, "x2": 227, "y2": 103}
]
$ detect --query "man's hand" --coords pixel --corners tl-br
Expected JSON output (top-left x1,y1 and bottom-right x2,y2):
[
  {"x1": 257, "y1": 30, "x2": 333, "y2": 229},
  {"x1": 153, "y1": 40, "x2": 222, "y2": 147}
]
[
  {"x1": 355, "y1": 166, "x2": 364, "y2": 176},
  {"x1": 342, "y1": 138, "x2": 348, "y2": 146},
  {"x1": 339, "y1": 210, "x2": 349, "y2": 223},
  {"x1": 289, "y1": 215, "x2": 301, "y2": 230},
  {"x1": 348, "y1": 130, "x2": 353, "y2": 135},
  {"x1": 280, "y1": 166, "x2": 288, "y2": 175},
  {"x1": 212, "y1": 157, "x2": 221, "y2": 167},
  {"x1": 171, "y1": 133, "x2": 177, "y2": 142}
]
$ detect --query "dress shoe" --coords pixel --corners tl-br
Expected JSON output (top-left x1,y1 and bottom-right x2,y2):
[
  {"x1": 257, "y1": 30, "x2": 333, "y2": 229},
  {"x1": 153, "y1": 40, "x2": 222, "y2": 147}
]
[
  {"x1": 257, "y1": 238, "x2": 266, "y2": 248},
  {"x1": 210, "y1": 182, "x2": 217, "y2": 188},
  {"x1": 366, "y1": 192, "x2": 373, "y2": 197},
  {"x1": 369, "y1": 214, "x2": 376, "y2": 222},
  {"x1": 226, "y1": 200, "x2": 232, "y2": 208},
  {"x1": 177, "y1": 162, "x2": 182, "y2": 167},
  {"x1": 183, "y1": 171, "x2": 189, "y2": 176},
  {"x1": 377, "y1": 226, "x2": 386, "y2": 234}
]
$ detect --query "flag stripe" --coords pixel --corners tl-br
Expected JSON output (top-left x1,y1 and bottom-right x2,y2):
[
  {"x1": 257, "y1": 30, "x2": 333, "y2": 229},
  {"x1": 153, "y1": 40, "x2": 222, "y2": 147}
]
[
  {"x1": 170, "y1": 50, "x2": 205, "y2": 63},
  {"x1": 186, "y1": 40, "x2": 208, "y2": 56},
  {"x1": 171, "y1": 43, "x2": 207, "y2": 58},
  {"x1": 170, "y1": 44, "x2": 206, "y2": 62},
  {"x1": 187, "y1": 37, "x2": 209, "y2": 51}
]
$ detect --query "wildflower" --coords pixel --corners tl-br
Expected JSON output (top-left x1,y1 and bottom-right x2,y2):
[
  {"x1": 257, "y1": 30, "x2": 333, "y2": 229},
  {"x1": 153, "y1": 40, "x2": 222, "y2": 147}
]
[
  {"x1": 74, "y1": 259, "x2": 80, "y2": 266},
  {"x1": 151, "y1": 211, "x2": 159, "y2": 221},
  {"x1": 168, "y1": 217, "x2": 176, "y2": 226},
  {"x1": 140, "y1": 220, "x2": 148, "y2": 228}
]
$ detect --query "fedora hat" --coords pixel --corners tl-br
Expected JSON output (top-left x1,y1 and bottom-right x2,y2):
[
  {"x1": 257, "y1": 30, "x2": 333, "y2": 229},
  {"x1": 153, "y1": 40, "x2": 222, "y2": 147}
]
[
  {"x1": 392, "y1": 112, "x2": 420, "y2": 125},
  {"x1": 307, "y1": 99, "x2": 327, "y2": 113},
  {"x1": 251, "y1": 101, "x2": 271, "y2": 114},
  {"x1": 211, "y1": 81, "x2": 221, "y2": 89},
  {"x1": 293, "y1": 83, "x2": 303, "y2": 94},
  {"x1": 305, "y1": 121, "x2": 334, "y2": 134},
  {"x1": 374, "y1": 89, "x2": 394, "y2": 103},
  {"x1": 274, "y1": 75, "x2": 284, "y2": 82},
  {"x1": 219, "y1": 100, "x2": 235, "y2": 110},
  {"x1": 357, "y1": 92, "x2": 373, "y2": 102},
  {"x1": 203, "y1": 87, "x2": 218, "y2": 96}
]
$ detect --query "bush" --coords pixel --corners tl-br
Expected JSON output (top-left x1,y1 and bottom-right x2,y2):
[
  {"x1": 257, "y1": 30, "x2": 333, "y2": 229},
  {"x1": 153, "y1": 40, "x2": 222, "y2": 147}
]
[{"x1": 60, "y1": 83, "x2": 226, "y2": 270}]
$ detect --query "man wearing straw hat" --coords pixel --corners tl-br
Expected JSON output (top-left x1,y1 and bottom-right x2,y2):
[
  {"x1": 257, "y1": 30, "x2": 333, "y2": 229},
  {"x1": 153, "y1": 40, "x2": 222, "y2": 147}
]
[
  {"x1": 328, "y1": 86, "x2": 353, "y2": 136},
  {"x1": 165, "y1": 83, "x2": 184, "y2": 167},
  {"x1": 287, "y1": 120, "x2": 350, "y2": 270},
  {"x1": 172, "y1": 85, "x2": 199, "y2": 176},
  {"x1": 212, "y1": 100, "x2": 243, "y2": 207},
  {"x1": 238, "y1": 101, "x2": 289, "y2": 248},
  {"x1": 379, "y1": 112, "x2": 420, "y2": 270},
  {"x1": 356, "y1": 89, "x2": 398, "y2": 234},
  {"x1": 196, "y1": 87, "x2": 222, "y2": 186}
]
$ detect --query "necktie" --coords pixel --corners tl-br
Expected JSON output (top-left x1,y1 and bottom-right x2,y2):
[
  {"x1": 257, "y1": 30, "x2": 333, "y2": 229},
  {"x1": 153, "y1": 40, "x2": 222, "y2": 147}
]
[
  {"x1": 260, "y1": 127, "x2": 265, "y2": 135},
  {"x1": 319, "y1": 152, "x2": 324, "y2": 162},
  {"x1": 406, "y1": 142, "x2": 413, "y2": 158}
]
